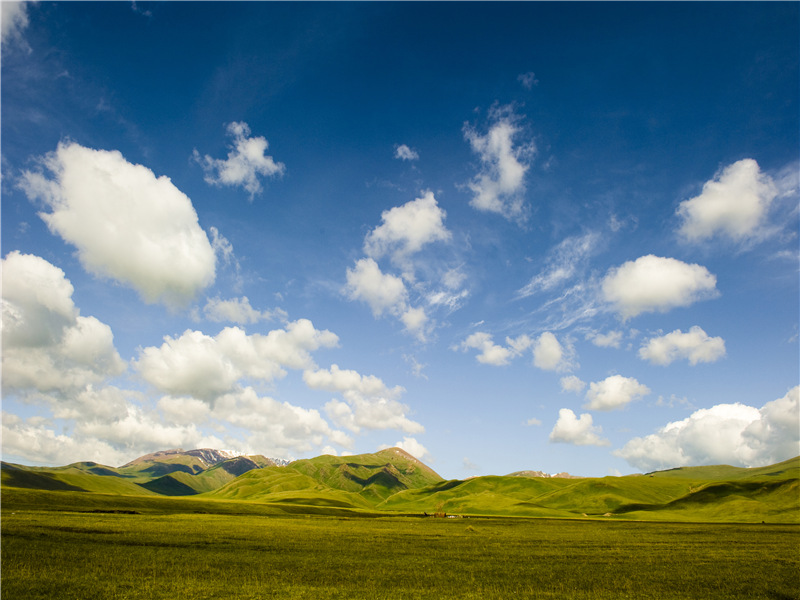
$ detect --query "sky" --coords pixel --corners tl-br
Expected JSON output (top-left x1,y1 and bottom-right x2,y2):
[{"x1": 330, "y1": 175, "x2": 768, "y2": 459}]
[{"x1": 1, "y1": 1, "x2": 798, "y2": 479}]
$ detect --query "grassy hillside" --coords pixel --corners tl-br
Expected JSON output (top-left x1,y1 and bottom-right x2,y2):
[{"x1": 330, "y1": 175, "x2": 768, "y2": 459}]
[
  {"x1": 204, "y1": 466, "x2": 374, "y2": 509},
  {"x1": 647, "y1": 455, "x2": 800, "y2": 481},
  {"x1": 3, "y1": 452, "x2": 798, "y2": 523},
  {"x1": 287, "y1": 447, "x2": 443, "y2": 503}
]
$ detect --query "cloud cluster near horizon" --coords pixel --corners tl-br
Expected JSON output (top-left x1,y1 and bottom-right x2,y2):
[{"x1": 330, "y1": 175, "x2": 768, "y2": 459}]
[{"x1": 616, "y1": 387, "x2": 799, "y2": 471}]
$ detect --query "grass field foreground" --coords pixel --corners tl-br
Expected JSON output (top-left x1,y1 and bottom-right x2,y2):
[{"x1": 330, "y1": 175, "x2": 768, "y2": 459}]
[{"x1": 2, "y1": 508, "x2": 798, "y2": 600}]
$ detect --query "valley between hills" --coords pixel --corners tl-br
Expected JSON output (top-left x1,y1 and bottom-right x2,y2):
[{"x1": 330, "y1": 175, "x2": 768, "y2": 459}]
[{"x1": 2, "y1": 448, "x2": 798, "y2": 523}]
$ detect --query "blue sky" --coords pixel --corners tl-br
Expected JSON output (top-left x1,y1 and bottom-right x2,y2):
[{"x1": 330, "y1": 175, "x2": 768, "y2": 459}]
[{"x1": 2, "y1": 1, "x2": 798, "y2": 478}]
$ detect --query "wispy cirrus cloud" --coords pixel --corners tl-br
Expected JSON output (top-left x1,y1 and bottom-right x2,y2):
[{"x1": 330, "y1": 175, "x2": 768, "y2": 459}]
[{"x1": 518, "y1": 231, "x2": 601, "y2": 298}]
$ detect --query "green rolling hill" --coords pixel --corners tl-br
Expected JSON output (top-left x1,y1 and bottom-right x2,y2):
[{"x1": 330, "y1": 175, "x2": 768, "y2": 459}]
[{"x1": 2, "y1": 449, "x2": 797, "y2": 523}]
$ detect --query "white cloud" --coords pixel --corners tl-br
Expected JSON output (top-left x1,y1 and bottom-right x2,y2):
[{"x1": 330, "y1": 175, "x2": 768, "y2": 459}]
[
  {"x1": 394, "y1": 144, "x2": 419, "y2": 161},
  {"x1": 585, "y1": 375, "x2": 650, "y2": 411},
  {"x1": 344, "y1": 257, "x2": 428, "y2": 340},
  {"x1": 19, "y1": 142, "x2": 216, "y2": 308},
  {"x1": 601, "y1": 255, "x2": 718, "y2": 320},
  {"x1": 136, "y1": 319, "x2": 338, "y2": 401},
  {"x1": 677, "y1": 159, "x2": 778, "y2": 243},
  {"x1": 463, "y1": 106, "x2": 533, "y2": 222},
  {"x1": 1, "y1": 252, "x2": 126, "y2": 395},
  {"x1": 1, "y1": 1, "x2": 30, "y2": 49},
  {"x1": 203, "y1": 296, "x2": 277, "y2": 324},
  {"x1": 212, "y1": 387, "x2": 351, "y2": 455},
  {"x1": 1, "y1": 395, "x2": 226, "y2": 467},
  {"x1": 194, "y1": 121, "x2": 285, "y2": 198},
  {"x1": 532, "y1": 332, "x2": 567, "y2": 371},
  {"x1": 2, "y1": 413, "x2": 133, "y2": 467},
  {"x1": 458, "y1": 332, "x2": 532, "y2": 366},
  {"x1": 304, "y1": 364, "x2": 423, "y2": 435},
  {"x1": 525, "y1": 417, "x2": 542, "y2": 427},
  {"x1": 615, "y1": 387, "x2": 800, "y2": 471},
  {"x1": 639, "y1": 326, "x2": 726, "y2": 366},
  {"x1": 364, "y1": 191, "x2": 451, "y2": 264},
  {"x1": 158, "y1": 396, "x2": 212, "y2": 426},
  {"x1": 549, "y1": 409, "x2": 610, "y2": 446},
  {"x1": 390, "y1": 436, "x2": 430, "y2": 461},
  {"x1": 518, "y1": 232, "x2": 600, "y2": 298},
  {"x1": 587, "y1": 330, "x2": 624, "y2": 349},
  {"x1": 517, "y1": 71, "x2": 539, "y2": 89},
  {"x1": 560, "y1": 375, "x2": 587, "y2": 394},
  {"x1": 345, "y1": 258, "x2": 408, "y2": 317}
]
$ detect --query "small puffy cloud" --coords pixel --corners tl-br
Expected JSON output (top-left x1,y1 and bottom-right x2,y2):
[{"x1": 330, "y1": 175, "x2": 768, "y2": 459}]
[
  {"x1": 202, "y1": 296, "x2": 276, "y2": 324},
  {"x1": 364, "y1": 191, "x2": 451, "y2": 264},
  {"x1": 19, "y1": 142, "x2": 216, "y2": 307},
  {"x1": 585, "y1": 375, "x2": 650, "y2": 411},
  {"x1": 460, "y1": 332, "x2": 513, "y2": 365},
  {"x1": 345, "y1": 258, "x2": 408, "y2": 318},
  {"x1": 194, "y1": 121, "x2": 284, "y2": 198},
  {"x1": 677, "y1": 159, "x2": 778, "y2": 243},
  {"x1": 639, "y1": 326, "x2": 726, "y2": 366},
  {"x1": 587, "y1": 330, "x2": 624, "y2": 349},
  {"x1": 560, "y1": 375, "x2": 587, "y2": 394},
  {"x1": 549, "y1": 409, "x2": 610, "y2": 446},
  {"x1": 525, "y1": 417, "x2": 542, "y2": 427},
  {"x1": 458, "y1": 332, "x2": 532, "y2": 366},
  {"x1": 136, "y1": 319, "x2": 338, "y2": 401},
  {"x1": 304, "y1": 364, "x2": 423, "y2": 435},
  {"x1": 2, "y1": 252, "x2": 126, "y2": 395},
  {"x1": 616, "y1": 387, "x2": 800, "y2": 471},
  {"x1": 517, "y1": 71, "x2": 539, "y2": 89},
  {"x1": 601, "y1": 255, "x2": 718, "y2": 320},
  {"x1": 392, "y1": 436, "x2": 430, "y2": 461},
  {"x1": 394, "y1": 144, "x2": 419, "y2": 161},
  {"x1": 344, "y1": 258, "x2": 428, "y2": 340},
  {"x1": 464, "y1": 106, "x2": 533, "y2": 222},
  {"x1": 533, "y1": 332, "x2": 567, "y2": 371}
]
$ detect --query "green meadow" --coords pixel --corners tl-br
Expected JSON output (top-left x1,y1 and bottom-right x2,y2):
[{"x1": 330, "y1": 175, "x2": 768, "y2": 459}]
[
  {"x1": 3, "y1": 501, "x2": 799, "y2": 600},
  {"x1": 2, "y1": 450, "x2": 799, "y2": 598}
]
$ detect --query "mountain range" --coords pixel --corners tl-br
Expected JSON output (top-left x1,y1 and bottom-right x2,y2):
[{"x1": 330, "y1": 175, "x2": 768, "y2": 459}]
[{"x1": 2, "y1": 448, "x2": 798, "y2": 523}]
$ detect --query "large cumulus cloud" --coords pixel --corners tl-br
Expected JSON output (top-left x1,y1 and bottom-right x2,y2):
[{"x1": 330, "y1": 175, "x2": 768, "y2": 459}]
[
  {"x1": 19, "y1": 142, "x2": 217, "y2": 307},
  {"x1": 615, "y1": 387, "x2": 800, "y2": 471}
]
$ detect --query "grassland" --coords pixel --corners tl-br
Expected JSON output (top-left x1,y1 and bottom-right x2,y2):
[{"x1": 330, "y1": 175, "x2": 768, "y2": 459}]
[
  {"x1": 2, "y1": 498, "x2": 798, "y2": 600},
  {"x1": 3, "y1": 453, "x2": 799, "y2": 599}
]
